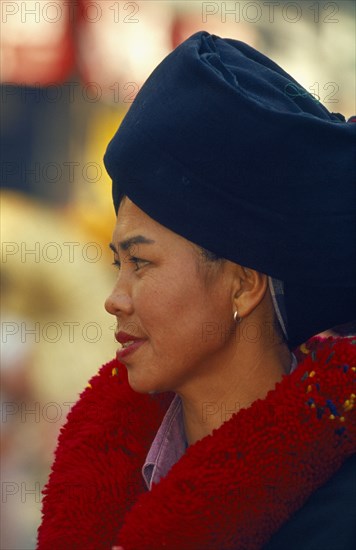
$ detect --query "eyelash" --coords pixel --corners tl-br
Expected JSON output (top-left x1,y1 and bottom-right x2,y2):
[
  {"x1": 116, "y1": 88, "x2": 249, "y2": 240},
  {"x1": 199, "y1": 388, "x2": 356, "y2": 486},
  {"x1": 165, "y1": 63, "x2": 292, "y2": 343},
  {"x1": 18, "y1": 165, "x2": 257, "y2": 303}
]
[{"x1": 112, "y1": 256, "x2": 146, "y2": 272}]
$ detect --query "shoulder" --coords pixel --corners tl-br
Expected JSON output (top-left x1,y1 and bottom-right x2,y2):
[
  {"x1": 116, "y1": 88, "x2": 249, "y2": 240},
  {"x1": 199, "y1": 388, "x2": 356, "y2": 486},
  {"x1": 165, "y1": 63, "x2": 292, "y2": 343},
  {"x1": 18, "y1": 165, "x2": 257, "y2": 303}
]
[{"x1": 263, "y1": 454, "x2": 356, "y2": 550}]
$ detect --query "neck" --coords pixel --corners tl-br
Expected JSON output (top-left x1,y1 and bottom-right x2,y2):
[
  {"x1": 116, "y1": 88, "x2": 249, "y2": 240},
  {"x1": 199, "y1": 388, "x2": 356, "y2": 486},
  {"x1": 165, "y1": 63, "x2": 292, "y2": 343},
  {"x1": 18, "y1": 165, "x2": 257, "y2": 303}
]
[{"x1": 180, "y1": 336, "x2": 292, "y2": 447}]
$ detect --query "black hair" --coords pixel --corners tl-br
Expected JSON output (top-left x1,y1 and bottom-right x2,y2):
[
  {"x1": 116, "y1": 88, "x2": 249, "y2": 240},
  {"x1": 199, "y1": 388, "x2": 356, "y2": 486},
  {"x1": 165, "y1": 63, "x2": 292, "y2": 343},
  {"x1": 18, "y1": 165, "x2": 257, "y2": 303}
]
[{"x1": 196, "y1": 246, "x2": 226, "y2": 264}]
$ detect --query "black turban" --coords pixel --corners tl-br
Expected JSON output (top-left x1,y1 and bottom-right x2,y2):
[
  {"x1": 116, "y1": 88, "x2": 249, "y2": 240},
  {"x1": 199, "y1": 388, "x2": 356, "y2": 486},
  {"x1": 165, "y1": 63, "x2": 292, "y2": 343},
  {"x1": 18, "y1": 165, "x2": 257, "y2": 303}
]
[{"x1": 104, "y1": 31, "x2": 356, "y2": 349}]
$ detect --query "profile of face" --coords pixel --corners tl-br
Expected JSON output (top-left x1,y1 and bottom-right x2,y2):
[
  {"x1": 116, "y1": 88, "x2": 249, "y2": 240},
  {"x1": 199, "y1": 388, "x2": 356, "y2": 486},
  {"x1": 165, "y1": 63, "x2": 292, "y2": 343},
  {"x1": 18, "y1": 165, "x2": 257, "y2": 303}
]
[{"x1": 105, "y1": 196, "x2": 252, "y2": 396}]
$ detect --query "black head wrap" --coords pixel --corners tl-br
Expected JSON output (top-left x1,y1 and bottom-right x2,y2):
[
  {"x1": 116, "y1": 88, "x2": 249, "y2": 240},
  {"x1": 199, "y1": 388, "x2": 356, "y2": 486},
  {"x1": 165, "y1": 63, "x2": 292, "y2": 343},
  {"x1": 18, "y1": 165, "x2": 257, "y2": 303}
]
[{"x1": 104, "y1": 31, "x2": 356, "y2": 349}]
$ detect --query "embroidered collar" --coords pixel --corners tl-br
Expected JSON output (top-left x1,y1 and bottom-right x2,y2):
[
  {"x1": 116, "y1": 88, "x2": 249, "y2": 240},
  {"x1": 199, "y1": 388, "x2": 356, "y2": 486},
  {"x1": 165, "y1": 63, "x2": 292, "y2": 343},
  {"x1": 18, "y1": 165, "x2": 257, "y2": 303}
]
[
  {"x1": 38, "y1": 336, "x2": 356, "y2": 550},
  {"x1": 142, "y1": 352, "x2": 299, "y2": 491}
]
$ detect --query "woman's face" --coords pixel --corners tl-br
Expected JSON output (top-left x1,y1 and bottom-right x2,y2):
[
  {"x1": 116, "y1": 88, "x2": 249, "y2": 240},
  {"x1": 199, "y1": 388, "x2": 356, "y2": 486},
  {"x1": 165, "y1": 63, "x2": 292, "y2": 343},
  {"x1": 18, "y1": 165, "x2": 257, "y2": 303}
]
[{"x1": 105, "y1": 197, "x2": 238, "y2": 395}]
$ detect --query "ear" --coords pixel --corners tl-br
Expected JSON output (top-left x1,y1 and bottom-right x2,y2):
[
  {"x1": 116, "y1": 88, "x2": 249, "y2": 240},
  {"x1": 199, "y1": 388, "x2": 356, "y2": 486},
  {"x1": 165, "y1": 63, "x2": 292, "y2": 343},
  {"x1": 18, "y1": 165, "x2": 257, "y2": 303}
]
[{"x1": 232, "y1": 267, "x2": 268, "y2": 319}]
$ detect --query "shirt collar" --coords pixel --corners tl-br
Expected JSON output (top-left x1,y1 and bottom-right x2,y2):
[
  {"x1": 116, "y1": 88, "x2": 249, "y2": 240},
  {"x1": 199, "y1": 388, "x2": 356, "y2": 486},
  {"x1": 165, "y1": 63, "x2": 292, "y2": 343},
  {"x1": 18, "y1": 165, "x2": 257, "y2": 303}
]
[{"x1": 142, "y1": 393, "x2": 187, "y2": 490}]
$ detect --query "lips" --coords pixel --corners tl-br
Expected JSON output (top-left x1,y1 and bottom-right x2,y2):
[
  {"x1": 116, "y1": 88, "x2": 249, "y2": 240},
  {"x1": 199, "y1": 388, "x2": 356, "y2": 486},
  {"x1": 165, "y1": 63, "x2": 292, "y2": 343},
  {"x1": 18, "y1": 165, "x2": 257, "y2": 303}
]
[
  {"x1": 121, "y1": 339, "x2": 136, "y2": 349},
  {"x1": 115, "y1": 331, "x2": 145, "y2": 344},
  {"x1": 115, "y1": 330, "x2": 146, "y2": 361},
  {"x1": 116, "y1": 339, "x2": 146, "y2": 361}
]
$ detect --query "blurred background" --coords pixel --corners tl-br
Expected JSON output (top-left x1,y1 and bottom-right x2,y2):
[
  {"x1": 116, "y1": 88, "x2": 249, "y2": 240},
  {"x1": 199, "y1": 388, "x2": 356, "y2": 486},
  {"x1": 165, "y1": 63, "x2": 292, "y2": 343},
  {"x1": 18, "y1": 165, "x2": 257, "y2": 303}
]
[{"x1": 1, "y1": 1, "x2": 355, "y2": 547}]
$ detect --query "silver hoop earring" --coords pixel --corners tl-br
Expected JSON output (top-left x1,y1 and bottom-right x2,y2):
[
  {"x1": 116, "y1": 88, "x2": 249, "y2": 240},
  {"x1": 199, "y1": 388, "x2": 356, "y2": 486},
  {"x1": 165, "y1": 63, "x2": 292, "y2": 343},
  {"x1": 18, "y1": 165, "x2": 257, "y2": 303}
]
[{"x1": 233, "y1": 311, "x2": 242, "y2": 324}]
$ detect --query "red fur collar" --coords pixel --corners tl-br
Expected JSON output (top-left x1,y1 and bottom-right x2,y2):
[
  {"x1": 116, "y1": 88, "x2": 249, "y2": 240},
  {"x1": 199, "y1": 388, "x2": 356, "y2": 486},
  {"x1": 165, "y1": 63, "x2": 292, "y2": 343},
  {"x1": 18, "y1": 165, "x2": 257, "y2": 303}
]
[{"x1": 38, "y1": 336, "x2": 356, "y2": 549}]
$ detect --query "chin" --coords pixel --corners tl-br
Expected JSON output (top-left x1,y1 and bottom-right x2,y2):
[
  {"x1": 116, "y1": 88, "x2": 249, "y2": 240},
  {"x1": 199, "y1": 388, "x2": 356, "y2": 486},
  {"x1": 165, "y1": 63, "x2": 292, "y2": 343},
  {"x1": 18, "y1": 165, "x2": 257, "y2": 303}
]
[
  {"x1": 127, "y1": 373, "x2": 170, "y2": 395},
  {"x1": 127, "y1": 373, "x2": 155, "y2": 394}
]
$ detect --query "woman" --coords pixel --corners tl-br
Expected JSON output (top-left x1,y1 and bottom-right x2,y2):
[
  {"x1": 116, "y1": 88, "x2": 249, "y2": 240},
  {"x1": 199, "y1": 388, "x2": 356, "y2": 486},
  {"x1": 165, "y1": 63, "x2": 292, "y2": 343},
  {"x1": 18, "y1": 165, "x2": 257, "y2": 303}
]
[{"x1": 37, "y1": 31, "x2": 356, "y2": 549}]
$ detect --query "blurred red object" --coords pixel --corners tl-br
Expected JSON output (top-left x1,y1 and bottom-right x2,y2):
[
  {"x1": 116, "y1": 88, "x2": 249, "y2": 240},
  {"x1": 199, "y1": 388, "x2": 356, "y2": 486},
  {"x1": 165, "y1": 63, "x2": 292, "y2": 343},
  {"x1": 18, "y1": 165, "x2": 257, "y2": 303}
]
[
  {"x1": 1, "y1": 0, "x2": 76, "y2": 85},
  {"x1": 0, "y1": 0, "x2": 173, "y2": 103}
]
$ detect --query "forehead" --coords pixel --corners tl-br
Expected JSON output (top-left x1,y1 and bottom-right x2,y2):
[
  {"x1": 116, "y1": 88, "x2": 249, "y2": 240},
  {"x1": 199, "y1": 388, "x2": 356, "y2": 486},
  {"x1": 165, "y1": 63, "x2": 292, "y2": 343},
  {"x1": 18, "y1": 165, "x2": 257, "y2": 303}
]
[
  {"x1": 112, "y1": 197, "x2": 199, "y2": 258},
  {"x1": 117, "y1": 196, "x2": 151, "y2": 223},
  {"x1": 113, "y1": 196, "x2": 160, "y2": 238},
  {"x1": 113, "y1": 197, "x2": 178, "y2": 243}
]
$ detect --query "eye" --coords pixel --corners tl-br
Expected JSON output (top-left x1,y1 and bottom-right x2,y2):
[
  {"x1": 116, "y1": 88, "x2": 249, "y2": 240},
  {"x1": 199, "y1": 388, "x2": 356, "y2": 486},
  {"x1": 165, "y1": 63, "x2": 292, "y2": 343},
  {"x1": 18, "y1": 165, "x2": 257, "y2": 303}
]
[
  {"x1": 112, "y1": 259, "x2": 121, "y2": 270},
  {"x1": 112, "y1": 256, "x2": 147, "y2": 272}
]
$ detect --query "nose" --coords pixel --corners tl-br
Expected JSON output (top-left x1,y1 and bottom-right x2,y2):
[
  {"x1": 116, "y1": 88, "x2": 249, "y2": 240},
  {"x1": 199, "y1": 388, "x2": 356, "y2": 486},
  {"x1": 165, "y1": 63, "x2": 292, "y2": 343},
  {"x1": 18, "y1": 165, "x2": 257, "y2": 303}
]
[{"x1": 104, "y1": 280, "x2": 134, "y2": 317}]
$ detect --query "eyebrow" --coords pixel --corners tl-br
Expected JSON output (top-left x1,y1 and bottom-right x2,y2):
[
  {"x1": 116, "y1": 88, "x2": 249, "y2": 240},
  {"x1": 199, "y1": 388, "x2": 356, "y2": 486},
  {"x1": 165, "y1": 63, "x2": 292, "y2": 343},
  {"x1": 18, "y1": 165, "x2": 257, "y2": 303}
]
[{"x1": 109, "y1": 235, "x2": 156, "y2": 253}]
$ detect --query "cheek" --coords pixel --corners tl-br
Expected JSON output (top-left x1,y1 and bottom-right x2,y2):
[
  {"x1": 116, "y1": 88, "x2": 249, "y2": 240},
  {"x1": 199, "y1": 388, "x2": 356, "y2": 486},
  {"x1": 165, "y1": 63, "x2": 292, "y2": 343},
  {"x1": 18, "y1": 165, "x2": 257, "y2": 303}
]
[{"x1": 136, "y1": 273, "x2": 230, "y2": 355}]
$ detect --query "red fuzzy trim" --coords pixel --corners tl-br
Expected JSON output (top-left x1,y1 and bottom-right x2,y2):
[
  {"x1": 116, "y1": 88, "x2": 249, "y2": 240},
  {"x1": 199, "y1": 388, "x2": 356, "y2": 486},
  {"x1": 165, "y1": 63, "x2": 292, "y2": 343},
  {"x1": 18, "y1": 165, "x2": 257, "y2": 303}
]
[{"x1": 37, "y1": 336, "x2": 356, "y2": 550}]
